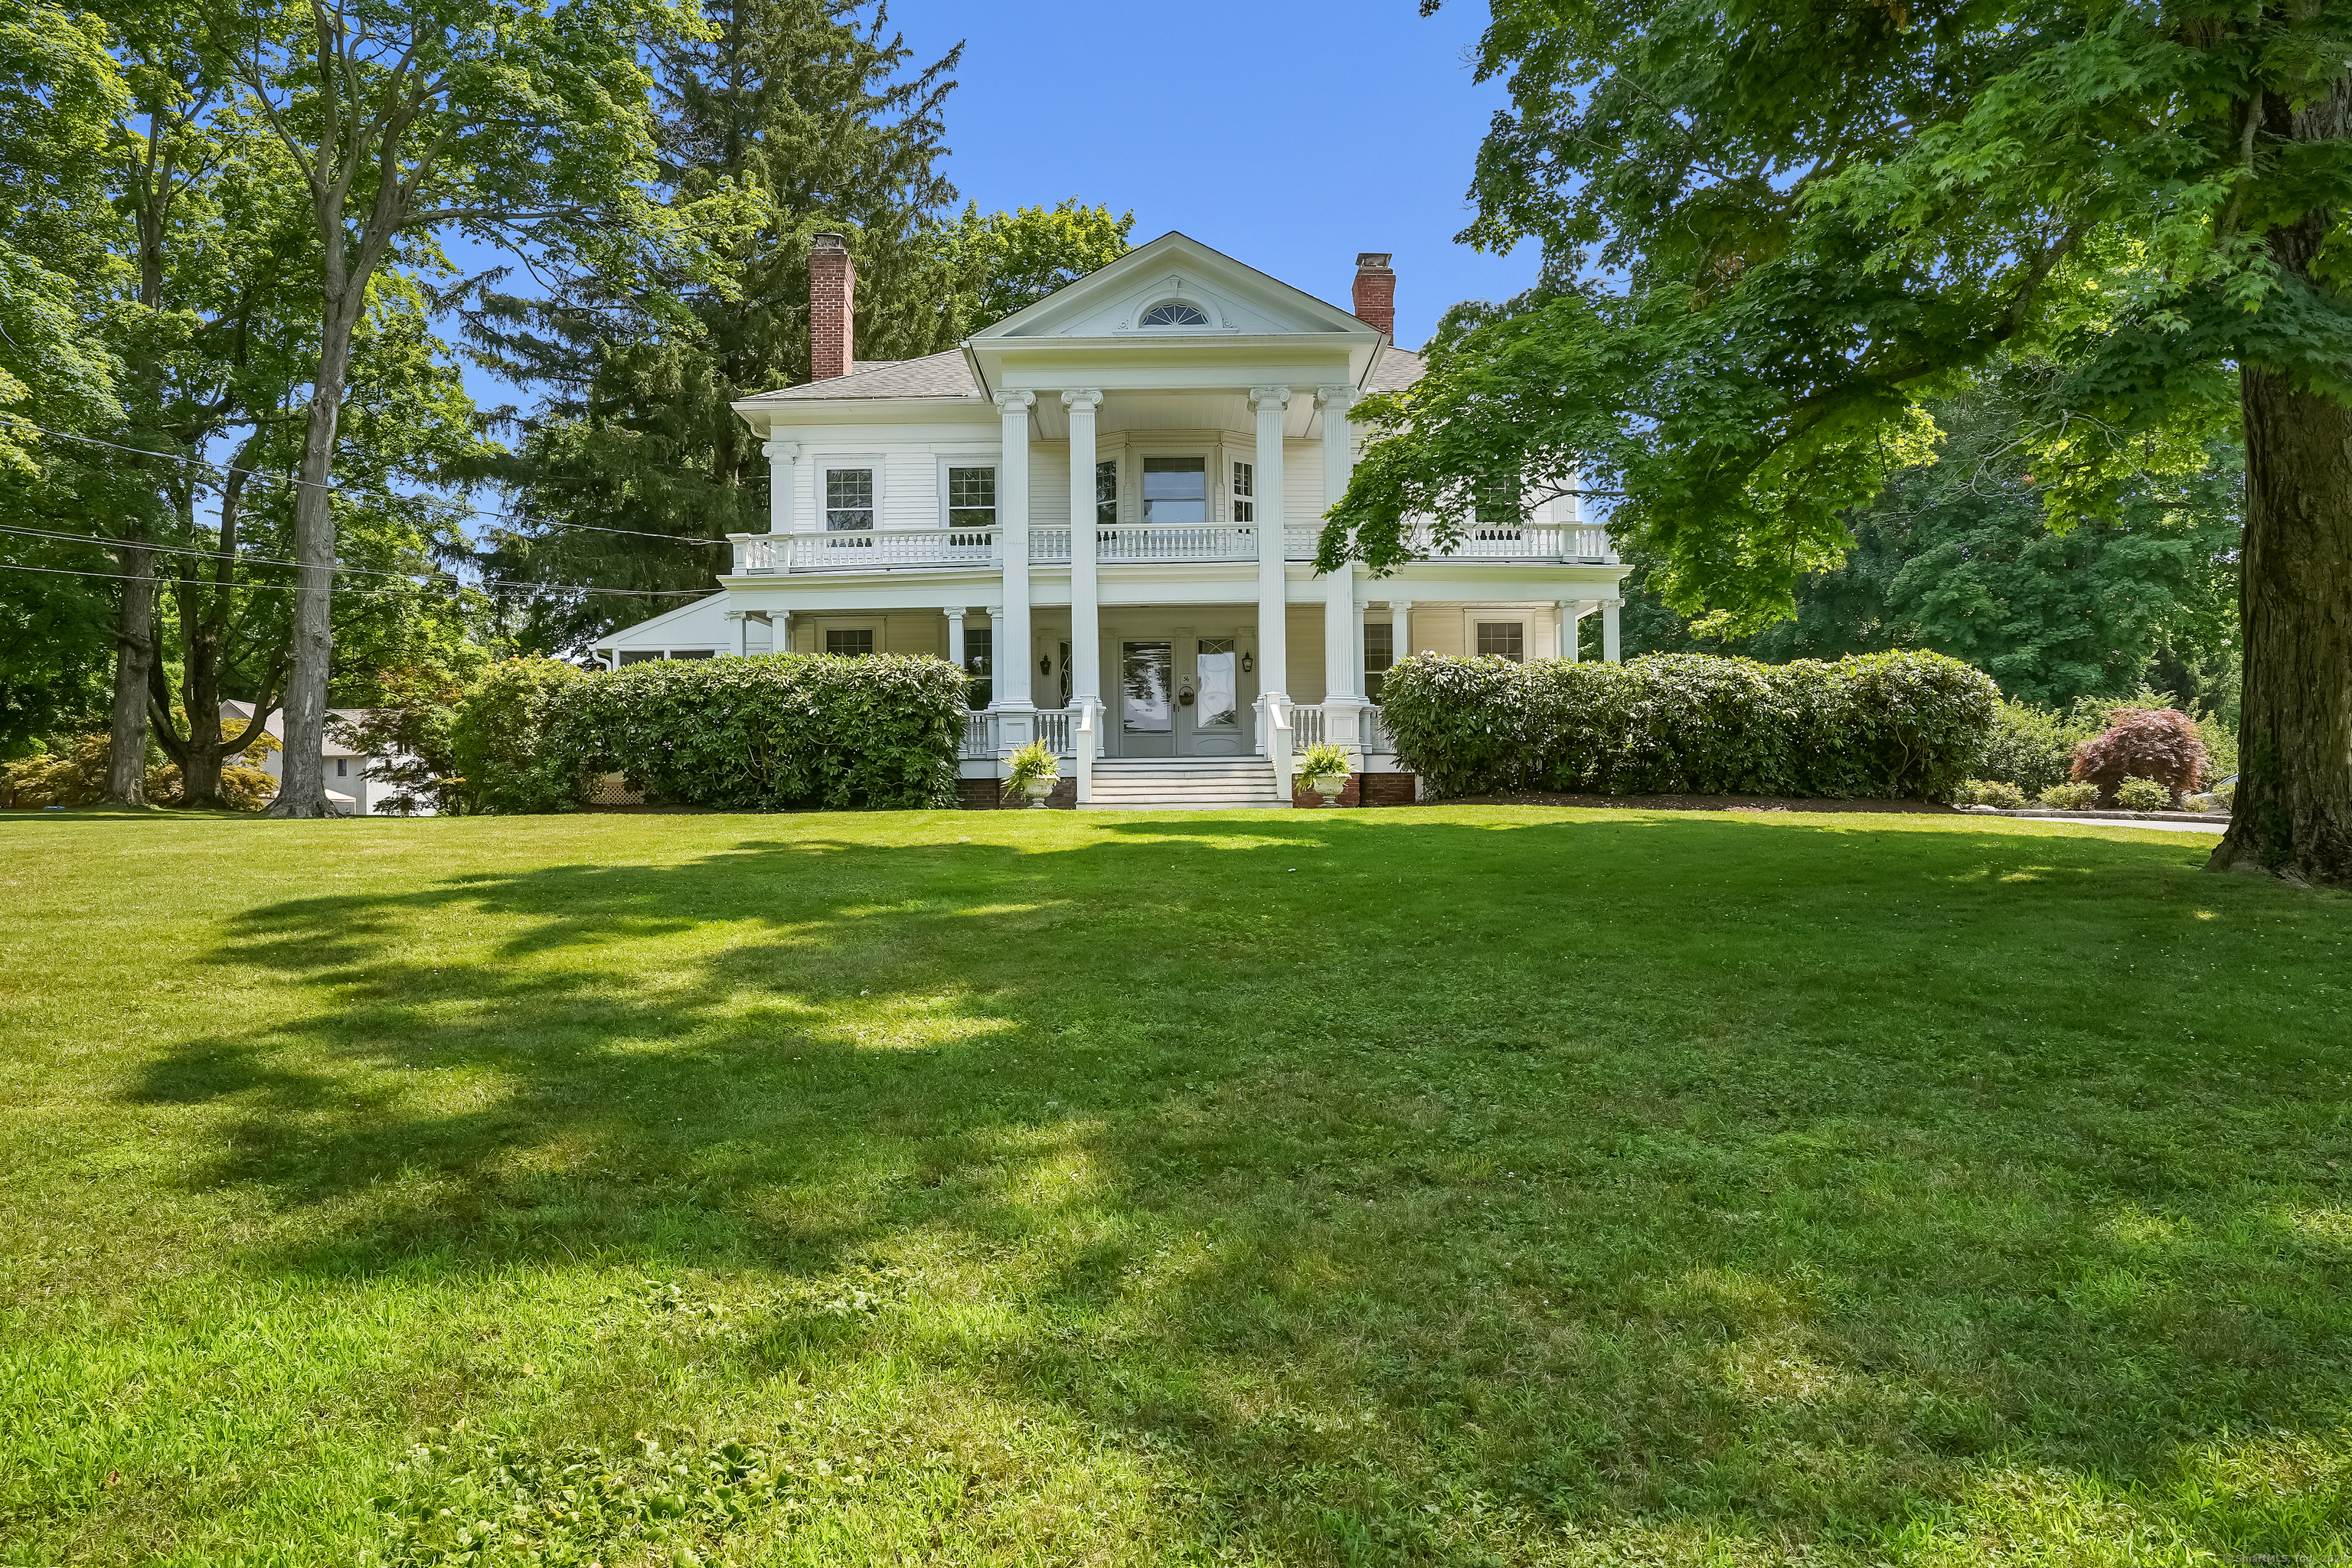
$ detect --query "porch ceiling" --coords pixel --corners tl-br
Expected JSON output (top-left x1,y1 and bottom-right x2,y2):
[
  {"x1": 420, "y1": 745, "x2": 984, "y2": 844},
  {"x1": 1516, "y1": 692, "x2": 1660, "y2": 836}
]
[{"x1": 1027, "y1": 387, "x2": 1324, "y2": 442}]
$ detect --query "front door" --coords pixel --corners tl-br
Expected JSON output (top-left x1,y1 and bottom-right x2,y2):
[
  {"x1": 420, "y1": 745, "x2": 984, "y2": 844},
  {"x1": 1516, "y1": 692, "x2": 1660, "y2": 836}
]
[
  {"x1": 1180, "y1": 635, "x2": 1246, "y2": 756},
  {"x1": 1119, "y1": 640, "x2": 1174, "y2": 756}
]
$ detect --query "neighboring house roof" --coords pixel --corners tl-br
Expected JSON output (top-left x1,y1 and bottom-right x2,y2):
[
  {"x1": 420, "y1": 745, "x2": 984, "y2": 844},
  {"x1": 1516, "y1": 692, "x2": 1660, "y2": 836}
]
[
  {"x1": 743, "y1": 351, "x2": 980, "y2": 404},
  {"x1": 219, "y1": 701, "x2": 369, "y2": 759},
  {"x1": 739, "y1": 341, "x2": 1426, "y2": 408},
  {"x1": 1366, "y1": 344, "x2": 1425, "y2": 394}
]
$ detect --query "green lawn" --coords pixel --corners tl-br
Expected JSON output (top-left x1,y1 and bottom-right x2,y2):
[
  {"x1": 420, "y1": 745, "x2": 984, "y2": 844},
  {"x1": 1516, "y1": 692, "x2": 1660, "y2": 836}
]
[{"x1": 2, "y1": 805, "x2": 2348, "y2": 1566}]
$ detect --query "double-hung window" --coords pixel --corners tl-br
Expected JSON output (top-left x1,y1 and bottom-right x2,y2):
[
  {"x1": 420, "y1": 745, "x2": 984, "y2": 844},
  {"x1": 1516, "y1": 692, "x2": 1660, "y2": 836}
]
[
  {"x1": 946, "y1": 466, "x2": 994, "y2": 534},
  {"x1": 1142, "y1": 457, "x2": 1206, "y2": 524},
  {"x1": 1364, "y1": 620, "x2": 1395, "y2": 701},
  {"x1": 826, "y1": 628, "x2": 876, "y2": 658},
  {"x1": 963, "y1": 627, "x2": 993, "y2": 709},
  {"x1": 1476, "y1": 621, "x2": 1526, "y2": 662},
  {"x1": 1230, "y1": 461, "x2": 1255, "y2": 523},
  {"x1": 825, "y1": 467, "x2": 874, "y2": 531},
  {"x1": 1096, "y1": 460, "x2": 1119, "y2": 531}
]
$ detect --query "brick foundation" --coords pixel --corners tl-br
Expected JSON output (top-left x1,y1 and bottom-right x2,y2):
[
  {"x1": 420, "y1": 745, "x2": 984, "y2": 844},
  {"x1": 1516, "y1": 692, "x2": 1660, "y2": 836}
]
[
  {"x1": 1292, "y1": 776, "x2": 1362, "y2": 809},
  {"x1": 957, "y1": 776, "x2": 1075, "y2": 809},
  {"x1": 1357, "y1": 771, "x2": 1417, "y2": 807}
]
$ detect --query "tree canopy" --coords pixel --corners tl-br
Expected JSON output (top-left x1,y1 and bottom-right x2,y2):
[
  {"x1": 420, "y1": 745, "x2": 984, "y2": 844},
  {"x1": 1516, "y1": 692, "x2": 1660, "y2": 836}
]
[{"x1": 1330, "y1": 0, "x2": 2351, "y2": 882}]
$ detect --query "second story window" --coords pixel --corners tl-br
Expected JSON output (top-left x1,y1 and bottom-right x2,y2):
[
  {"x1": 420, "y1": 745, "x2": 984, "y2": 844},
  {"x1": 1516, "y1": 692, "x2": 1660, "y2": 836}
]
[
  {"x1": 1142, "y1": 456, "x2": 1206, "y2": 524},
  {"x1": 1096, "y1": 459, "x2": 1119, "y2": 529},
  {"x1": 1231, "y1": 462, "x2": 1254, "y2": 523},
  {"x1": 825, "y1": 467, "x2": 874, "y2": 531},
  {"x1": 947, "y1": 466, "x2": 994, "y2": 531}
]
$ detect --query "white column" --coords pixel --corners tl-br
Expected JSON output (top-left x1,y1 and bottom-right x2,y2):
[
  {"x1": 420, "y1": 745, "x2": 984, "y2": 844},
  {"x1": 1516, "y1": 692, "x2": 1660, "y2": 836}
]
[
  {"x1": 1250, "y1": 386, "x2": 1290, "y2": 750},
  {"x1": 1063, "y1": 389, "x2": 1102, "y2": 721},
  {"x1": 1315, "y1": 386, "x2": 1360, "y2": 751},
  {"x1": 946, "y1": 607, "x2": 965, "y2": 674},
  {"x1": 1556, "y1": 600, "x2": 1573, "y2": 663},
  {"x1": 1603, "y1": 597, "x2": 1622, "y2": 663},
  {"x1": 763, "y1": 439, "x2": 799, "y2": 533},
  {"x1": 1571, "y1": 598, "x2": 1593, "y2": 662},
  {"x1": 775, "y1": 609, "x2": 790, "y2": 655},
  {"x1": 994, "y1": 390, "x2": 1035, "y2": 714},
  {"x1": 726, "y1": 611, "x2": 747, "y2": 657},
  {"x1": 1392, "y1": 599, "x2": 1413, "y2": 659}
]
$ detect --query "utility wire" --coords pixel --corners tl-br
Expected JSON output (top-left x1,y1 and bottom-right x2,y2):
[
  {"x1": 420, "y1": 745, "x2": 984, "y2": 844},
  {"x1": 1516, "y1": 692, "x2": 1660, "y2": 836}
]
[
  {"x1": 20, "y1": 423, "x2": 734, "y2": 545},
  {"x1": 0, "y1": 553, "x2": 718, "y2": 599}
]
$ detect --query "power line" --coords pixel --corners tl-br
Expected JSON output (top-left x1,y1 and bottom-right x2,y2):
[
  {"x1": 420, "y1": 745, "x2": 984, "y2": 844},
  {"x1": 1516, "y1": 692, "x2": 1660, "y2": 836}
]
[
  {"x1": 20, "y1": 423, "x2": 733, "y2": 546},
  {"x1": 0, "y1": 554, "x2": 718, "y2": 599}
]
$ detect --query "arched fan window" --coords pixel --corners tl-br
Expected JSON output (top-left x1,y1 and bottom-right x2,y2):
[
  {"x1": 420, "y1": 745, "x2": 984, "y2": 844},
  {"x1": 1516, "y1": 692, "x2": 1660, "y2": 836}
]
[{"x1": 1138, "y1": 299, "x2": 1210, "y2": 328}]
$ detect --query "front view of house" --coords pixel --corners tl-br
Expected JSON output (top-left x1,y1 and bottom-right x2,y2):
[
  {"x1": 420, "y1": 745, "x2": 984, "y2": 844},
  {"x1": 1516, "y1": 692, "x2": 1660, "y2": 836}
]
[{"x1": 596, "y1": 232, "x2": 1632, "y2": 806}]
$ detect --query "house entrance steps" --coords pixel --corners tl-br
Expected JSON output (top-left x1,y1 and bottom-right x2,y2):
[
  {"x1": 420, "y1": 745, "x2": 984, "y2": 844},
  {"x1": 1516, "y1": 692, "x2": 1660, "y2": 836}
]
[{"x1": 1083, "y1": 757, "x2": 1282, "y2": 811}]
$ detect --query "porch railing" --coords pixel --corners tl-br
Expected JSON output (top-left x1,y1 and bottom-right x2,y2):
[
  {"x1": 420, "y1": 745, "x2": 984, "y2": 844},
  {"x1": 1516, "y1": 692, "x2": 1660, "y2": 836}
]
[
  {"x1": 729, "y1": 520, "x2": 1614, "y2": 573},
  {"x1": 1289, "y1": 704, "x2": 1328, "y2": 748},
  {"x1": 958, "y1": 709, "x2": 1076, "y2": 761},
  {"x1": 1034, "y1": 710, "x2": 1073, "y2": 755}
]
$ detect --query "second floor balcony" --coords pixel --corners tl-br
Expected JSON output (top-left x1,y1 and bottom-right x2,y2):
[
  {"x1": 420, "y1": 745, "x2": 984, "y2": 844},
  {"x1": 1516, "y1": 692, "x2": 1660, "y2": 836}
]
[{"x1": 729, "y1": 521, "x2": 1617, "y2": 577}]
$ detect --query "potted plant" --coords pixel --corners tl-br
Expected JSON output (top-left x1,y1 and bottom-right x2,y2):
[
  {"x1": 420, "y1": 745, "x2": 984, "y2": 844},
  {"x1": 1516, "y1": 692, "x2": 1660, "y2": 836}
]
[
  {"x1": 1294, "y1": 742, "x2": 1353, "y2": 805},
  {"x1": 1007, "y1": 740, "x2": 1059, "y2": 806}
]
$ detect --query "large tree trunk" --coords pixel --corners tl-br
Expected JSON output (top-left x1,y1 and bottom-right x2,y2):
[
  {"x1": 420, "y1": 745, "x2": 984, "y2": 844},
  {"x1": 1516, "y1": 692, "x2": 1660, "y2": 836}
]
[
  {"x1": 2210, "y1": 372, "x2": 2352, "y2": 884},
  {"x1": 2206, "y1": 70, "x2": 2352, "y2": 887},
  {"x1": 270, "y1": 299, "x2": 357, "y2": 819},
  {"x1": 103, "y1": 542, "x2": 157, "y2": 807}
]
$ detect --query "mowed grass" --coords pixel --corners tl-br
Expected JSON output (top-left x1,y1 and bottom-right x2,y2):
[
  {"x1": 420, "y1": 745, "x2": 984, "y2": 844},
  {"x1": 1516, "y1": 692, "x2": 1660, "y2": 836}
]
[{"x1": 2, "y1": 805, "x2": 2349, "y2": 1566}]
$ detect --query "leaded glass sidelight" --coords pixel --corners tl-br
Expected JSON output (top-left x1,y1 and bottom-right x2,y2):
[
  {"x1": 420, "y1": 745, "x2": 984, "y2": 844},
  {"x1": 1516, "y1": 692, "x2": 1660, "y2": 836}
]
[{"x1": 1139, "y1": 300, "x2": 1210, "y2": 328}]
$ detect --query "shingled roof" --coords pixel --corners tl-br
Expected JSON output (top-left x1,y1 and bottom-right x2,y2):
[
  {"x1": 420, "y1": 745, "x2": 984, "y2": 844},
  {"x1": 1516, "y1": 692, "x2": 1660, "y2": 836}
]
[{"x1": 738, "y1": 342, "x2": 1426, "y2": 406}]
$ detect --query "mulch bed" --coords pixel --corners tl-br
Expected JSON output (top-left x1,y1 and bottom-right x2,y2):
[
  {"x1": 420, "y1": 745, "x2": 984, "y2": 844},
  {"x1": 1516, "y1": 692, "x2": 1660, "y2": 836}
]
[{"x1": 1452, "y1": 792, "x2": 1963, "y2": 815}]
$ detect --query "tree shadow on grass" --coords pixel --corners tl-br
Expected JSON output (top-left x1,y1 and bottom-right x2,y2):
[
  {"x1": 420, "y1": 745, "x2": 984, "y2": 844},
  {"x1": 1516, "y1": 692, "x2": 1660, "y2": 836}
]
[{"x1": 122, "y1": 812, "x2": 2352, "y2": 1560}]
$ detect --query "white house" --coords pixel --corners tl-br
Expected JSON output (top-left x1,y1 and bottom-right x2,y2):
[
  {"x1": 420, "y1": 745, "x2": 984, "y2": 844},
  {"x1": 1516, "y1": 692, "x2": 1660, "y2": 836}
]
[
  {"x1": 593, "y1": 232, "x2": 1631, "y2": 808},
  {"x1": 218, "y1": 700, "x2": 405, "y2": 815}
]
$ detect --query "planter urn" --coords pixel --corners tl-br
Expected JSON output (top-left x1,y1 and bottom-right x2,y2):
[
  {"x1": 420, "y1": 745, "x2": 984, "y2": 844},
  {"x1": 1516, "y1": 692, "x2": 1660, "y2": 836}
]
[
  {"x1": 1021, "y1": 776, "x2": 1057, "y2": 806},
  {"x1": 1308, "y1": 774, "x2": 1346, "y2": 804}
]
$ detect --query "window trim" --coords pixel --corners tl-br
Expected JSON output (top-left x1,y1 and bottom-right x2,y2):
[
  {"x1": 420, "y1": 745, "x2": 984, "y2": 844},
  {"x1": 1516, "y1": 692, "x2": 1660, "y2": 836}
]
[
  {"x1": 815, "y1": 454, "x2": 885, "y2": 533},
  {"x1": 1230, "y1": 459, "x2": 1255, "y2": 524},
  {"x1": 1464, "y1": 611, "x2": 1532, "y2": 663},
  {"x1": 934, "y1": 453, "x2": 998, "y2": 534},
  {"x1": 823, "y1": 624, "x2": 880, "y2": 659}
]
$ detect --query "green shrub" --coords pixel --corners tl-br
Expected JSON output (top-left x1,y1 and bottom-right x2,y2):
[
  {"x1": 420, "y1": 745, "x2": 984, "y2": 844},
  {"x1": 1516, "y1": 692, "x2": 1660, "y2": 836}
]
[
  {"x1": 1378, "y1": 651, "x2": 1998, "y2": 801},
  {"x1": 1006, "y1": 740, "x2": 1058, "y2": 792},
  {"x1": 2040, "y1": 781, "x2": 2101, "y2": 810},
  {"x1": 450, "y1": 658, "x2": 592, "y2": 815},
  {"x1": 1977, "y1": 701, "x2": 2092, "y2": 796},
  {"x1": 1294, "y1": 742, "x2": 1353, "y2": 782},
  {"x1": 1955, "y1": 779, "x2": 2025, "y2": 809},
  {"x1": 544, "y1": 653, "x2": 964, "y2": 812},
  {"x1": 2115, "y1": 776, "x2": 2171, "y2": 812}
]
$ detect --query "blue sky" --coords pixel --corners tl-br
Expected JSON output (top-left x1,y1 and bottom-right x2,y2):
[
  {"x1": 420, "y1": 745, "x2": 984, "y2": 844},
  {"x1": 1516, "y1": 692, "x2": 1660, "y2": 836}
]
[{"x1": 883, "y1": 0, "x2": 1535, "y2": 348}]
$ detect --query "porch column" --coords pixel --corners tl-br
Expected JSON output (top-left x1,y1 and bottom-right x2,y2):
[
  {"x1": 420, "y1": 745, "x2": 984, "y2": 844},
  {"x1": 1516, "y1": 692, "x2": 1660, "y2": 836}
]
[
  {"x1": 1063, "y1": 390, "x2": 1103, "y2": 719},
  {"x1": 1603, "y1": 597, "x2": 1622, "y2": 663},
  {"x1": 1250, "y1": 385, "x2": 1291, "y2": 750},
  {"x1": 1556, "y1": 599, "x2": 1573, "y2": 663},
  {"x1": 774, "y1": 609, "x2": 791, "y2": 655},
  {"x1": 945, "y1": 607, "x2": 965, "y2": 673},
  {"x1": 994, "y1": 390, "x2": 1036, "y2": 717},
  {"x1": 1391, "y1": 599, "x2": 1413, "y2": 658},
  {"x1": 1316, "y1": 385, "x2": 1361, "y2": 751},
  {"x1": 763, "y1": 438, "x2": 799, "y2": 533}
]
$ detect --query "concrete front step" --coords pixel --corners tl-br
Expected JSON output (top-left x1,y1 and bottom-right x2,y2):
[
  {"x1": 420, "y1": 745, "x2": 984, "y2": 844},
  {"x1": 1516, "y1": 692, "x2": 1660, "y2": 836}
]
[{"x1": 1084, "y1": 757, "x2": 1282, "y2": 809}]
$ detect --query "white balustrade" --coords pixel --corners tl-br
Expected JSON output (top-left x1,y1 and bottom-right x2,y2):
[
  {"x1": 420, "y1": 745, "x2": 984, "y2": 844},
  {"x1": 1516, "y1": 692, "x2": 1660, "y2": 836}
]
[
  {"x1": 961, "y1": 711, "x2": 998, "y2": 760},
  {"x1": 1034, "y1": 709, "x2": 1073, "y2": 756},
  {"x1": 1289, "y1": 704, "x2": 1328, "y2": 748},
  {"x1": 1362, "y1": 704, "x2": 1394, "y2": 757},
  {"x1": 730, "y1": 520, "x2": 1614, "y2": 573}
]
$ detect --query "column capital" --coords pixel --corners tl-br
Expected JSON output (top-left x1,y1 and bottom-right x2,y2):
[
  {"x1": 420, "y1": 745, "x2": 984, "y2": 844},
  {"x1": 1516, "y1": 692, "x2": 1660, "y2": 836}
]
[
  {"x1": 994, "y1": 389, "x2": 1036, "y2": 413},
  {"x1": 944, "y1": 606, "x2": 965, "y2": 623},
  {"x1": 762, "y1": 437, "x2": 800, "y2": 461},
  {"x1": 1060, "y1": 388, "x2": 1103, "y2": 413},
  {"x1": 1314, "y1": 384, "x2": 1355, "y2": 411},
  {"x1": 1247, "y1": 385, "x2": 1292, "y2": 411}
]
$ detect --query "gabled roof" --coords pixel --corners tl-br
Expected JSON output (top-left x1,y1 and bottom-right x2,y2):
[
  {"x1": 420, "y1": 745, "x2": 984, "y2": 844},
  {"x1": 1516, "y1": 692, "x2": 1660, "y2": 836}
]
[
  {"x1": 971, "y1": 230, "x2": 1380, "y2": 342},
  {"x1": 743, "y1": 350, "x2": 978, "y2": 406}
]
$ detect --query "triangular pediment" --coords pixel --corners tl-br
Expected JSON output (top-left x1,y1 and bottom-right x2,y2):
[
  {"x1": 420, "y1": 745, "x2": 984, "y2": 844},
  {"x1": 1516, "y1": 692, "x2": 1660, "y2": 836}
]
[{"x1": 973, "y1": 232, "x2": 1376, "y2": 342}]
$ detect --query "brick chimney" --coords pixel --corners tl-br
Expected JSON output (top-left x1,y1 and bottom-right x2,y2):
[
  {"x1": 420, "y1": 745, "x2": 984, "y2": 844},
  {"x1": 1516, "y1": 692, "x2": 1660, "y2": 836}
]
[
  {"x1": 1352, "y1": 252, "x2": 1396, "y2": 338},
  {"x1": 809, "y1": 231, "x2": 855, "y2": 381}
]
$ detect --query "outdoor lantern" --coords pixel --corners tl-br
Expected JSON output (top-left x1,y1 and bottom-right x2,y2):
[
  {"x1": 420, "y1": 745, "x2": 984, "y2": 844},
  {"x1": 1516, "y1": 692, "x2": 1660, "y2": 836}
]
[
  {"x1": 1241, "y1": 652, "x2": 1253, "y2": 673},
  {"x1": 1040, "y1": 653, "x2": 1053, "y2": 675}
]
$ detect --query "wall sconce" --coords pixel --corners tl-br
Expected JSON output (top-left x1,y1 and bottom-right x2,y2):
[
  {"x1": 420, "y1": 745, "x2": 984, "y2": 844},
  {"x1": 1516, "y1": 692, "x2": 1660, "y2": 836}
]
[
  {"x1": 1040, "y1": 653, "x2": 1053, "y2": 675},
  {"x1": 1240, "y1": 652, "x2": 1254, "y2": 674}
]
